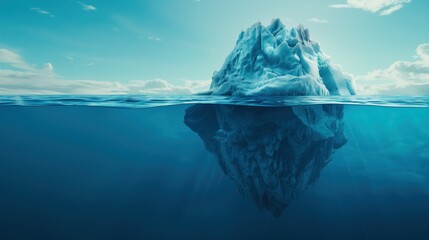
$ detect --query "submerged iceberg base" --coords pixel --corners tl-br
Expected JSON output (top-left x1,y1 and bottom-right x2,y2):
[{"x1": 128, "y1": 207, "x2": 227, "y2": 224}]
[{"x1": 185, "y1": 104, "x2": 347, "y2": 216}]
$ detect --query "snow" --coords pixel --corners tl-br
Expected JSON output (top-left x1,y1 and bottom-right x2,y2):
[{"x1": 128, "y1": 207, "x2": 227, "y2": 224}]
[{"x1": 208, "y1": 19, "x2": 357, "y2": 96}]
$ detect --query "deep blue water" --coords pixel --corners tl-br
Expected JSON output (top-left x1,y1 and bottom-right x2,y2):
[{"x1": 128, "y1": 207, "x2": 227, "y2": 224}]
[{"x1": 0, "y1": 96, "x2": 429, "y2": 240}]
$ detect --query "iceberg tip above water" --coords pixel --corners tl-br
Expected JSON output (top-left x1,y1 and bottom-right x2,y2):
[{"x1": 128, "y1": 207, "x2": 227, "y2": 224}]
[{"x1": 209, "y1": 19, "x2": 357, "y2": 96}]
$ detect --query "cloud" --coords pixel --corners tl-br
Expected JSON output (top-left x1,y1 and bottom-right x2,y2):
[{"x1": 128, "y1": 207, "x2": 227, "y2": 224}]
[
  {"x1": 379, "y1": 4, "x2": 404, "y2": 15},
  {"x1": 0, "y1": 49, "x2": 209, "y2": 95},
  {"x1": 30, "y1": 7, "x2": 54, "y2": 17},
  {"x1": 147, "y1": 36, "x2": 163, "y2": 42},
  {"x1": 308, "y1": 18, "x2": 328, "y2": 23},
  {"x1": 113, "y1": 15, "x2": 163, "y2": 43},
  {"x1": 66, "y1": 56, "x2": 75, "y2": 63},
  {"x1": 357, "y1": 43, "x2": 429, "y2": 95},
  {"x1": 126, "y1": 79, "x2": 201, "y2": 95},
  {"x1": 0, "y1": 49, "x2": 34, "y2": 70},
  {"x1": 330, "y1": 0, "x2": 411, "y2": 15},
  {"x1": 78, "y1": 2, "x2": 97, "y2": 11},
  {"x1": 43, "y1": 63, "x2": 54, "y2": 71}
]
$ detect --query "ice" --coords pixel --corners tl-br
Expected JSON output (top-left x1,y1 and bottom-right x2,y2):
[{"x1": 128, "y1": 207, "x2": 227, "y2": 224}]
[
  {"x1": 185, "y1": 104, "x2": 347, "y2": 216},
  {"x1": 208, "y1": 19, "x2": 356, "y2": 96},
  {"x1": 185, "y1": 19, "x2": 351, "y2": 216}
]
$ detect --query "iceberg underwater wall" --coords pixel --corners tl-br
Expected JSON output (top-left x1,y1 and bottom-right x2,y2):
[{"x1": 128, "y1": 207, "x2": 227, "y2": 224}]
[
  {"x1": 185, "y1": 19, "x2": 352, "y2": 216},
  {"x1": 185, "y1": 104, "x2": 347, "y2": 216}
]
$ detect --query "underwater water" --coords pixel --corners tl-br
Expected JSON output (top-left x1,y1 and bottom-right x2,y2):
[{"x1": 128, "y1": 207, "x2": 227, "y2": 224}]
[{"x1": 0, "y1": 96, "x2": 429, "y2": 240}]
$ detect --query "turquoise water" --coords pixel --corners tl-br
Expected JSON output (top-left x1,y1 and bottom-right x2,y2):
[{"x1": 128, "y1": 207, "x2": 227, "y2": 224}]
[
  {"x1": 1, "y1": 95, "x2": 429, "y2": 108},
  {"x1": 0, "y1": 96, "x2": 428, "y2": 240}
]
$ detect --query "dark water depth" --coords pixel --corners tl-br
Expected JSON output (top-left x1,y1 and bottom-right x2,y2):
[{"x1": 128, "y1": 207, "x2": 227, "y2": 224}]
[{"x1": 0, "y1": 99, "x2": 428, "y2": 240}]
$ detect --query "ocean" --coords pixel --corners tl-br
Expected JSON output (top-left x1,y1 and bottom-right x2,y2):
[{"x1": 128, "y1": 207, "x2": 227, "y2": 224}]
[{"x1": 0, "y1": 95, "x2": 428, "y2": 240}]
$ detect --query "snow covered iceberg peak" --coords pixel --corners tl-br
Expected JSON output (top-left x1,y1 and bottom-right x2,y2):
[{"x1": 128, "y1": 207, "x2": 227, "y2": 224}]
[{"x1": 210, "y1": 19, "x2": 357, "y2": 96}]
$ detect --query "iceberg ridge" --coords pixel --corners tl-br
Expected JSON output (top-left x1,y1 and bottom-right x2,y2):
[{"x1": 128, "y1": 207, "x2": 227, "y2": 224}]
[{"x1": 209, "y1": 19, "x2": 356, "y2": 96}]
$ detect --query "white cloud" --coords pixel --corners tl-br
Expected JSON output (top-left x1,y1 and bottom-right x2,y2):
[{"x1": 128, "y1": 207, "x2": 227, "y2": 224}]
[
  {"x1": 78, "y1": 2, "x2": 97, "y2": 11},
  {"x1": 0, "y1": 49, "x2": 209, "y2": 95},
  {"x1": 43, "y1": 63, "x2": 54, "y2": 71},
  {"x1": 126, "y1": 80, "x2": 194, "y2": 95},
  {"x1": 330, "y1": 0, "x2": 411, "y2": 15},
  {"x1": 417, "y1": 43, "x2": 429, "y2": 62},
  {"x1": 30, "y1": 7, "x2": 54, "y2": 17},
  {"x1": 66, "y1": 56, "x2": 75, "y2": 63},
  {"x1": 357, "y1": 43, "x2": 429, "y2": 95},
  {"x1": 182, "y1": 79, "x2": 212, "y2": 93},
  {"x1": 147, "y1": 36, "x2": 163, "y2": 42},
  {"x1": 112, "y1": 15, "x2": 164, "y2": 44},
  {"x1": 0, "y1": 49, "x2": 34, "y2": 70},
  {"x1": 308, "y1": 18, "x2": 328, "y2": 23},
  {"x1": 379, "y1": 4, "x2": 403, "y2": 15}
]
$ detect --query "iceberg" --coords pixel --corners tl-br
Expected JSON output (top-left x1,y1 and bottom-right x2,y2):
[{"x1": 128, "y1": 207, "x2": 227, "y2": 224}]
[
  {"x1": 185, "y1": 19, "x2": 351, "y2": 216},
  {"x1": 185, "y1": 104, "x2": 347, "y2": 216},
  {"x1": 208, "y1": 19, "x2": 356, "y2": 96}
]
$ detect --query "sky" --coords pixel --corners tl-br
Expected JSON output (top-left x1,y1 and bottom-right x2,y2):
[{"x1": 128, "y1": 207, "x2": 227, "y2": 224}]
[{"x1": 0, "y1": 0, "x2": 428, "y2": 95}]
